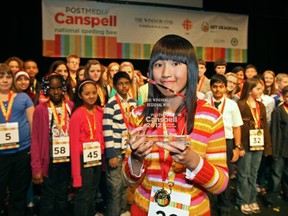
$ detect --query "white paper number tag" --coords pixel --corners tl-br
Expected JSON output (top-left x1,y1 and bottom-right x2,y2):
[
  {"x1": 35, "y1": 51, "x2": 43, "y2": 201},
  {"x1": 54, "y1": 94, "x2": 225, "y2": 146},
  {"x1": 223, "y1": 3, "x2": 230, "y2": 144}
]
[
  {"x1": 52, "y1": 136, "x2": 70, "y2": 163},
  {"x1": 0, "y1": 122, "x2": 19, "y2": 150},
  {"x1": 249, "y1": 129, "x2": 264, "y2": 151},
  {"x1": 148, "y1": 186, "x2": 190, "y2": 216},
  {"x1": 83, "y1": 141, "x2": 102, "y2": 167}
]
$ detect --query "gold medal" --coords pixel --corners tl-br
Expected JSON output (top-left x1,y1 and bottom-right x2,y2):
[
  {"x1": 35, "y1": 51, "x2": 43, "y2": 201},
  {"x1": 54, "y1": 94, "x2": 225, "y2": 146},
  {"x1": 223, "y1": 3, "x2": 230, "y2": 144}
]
[
  {"x1": 257, "y1": 129, "x2": 263, "y2": 136},
  {"x1": 154, "y1": 188, "x2": 170, "y2": 207}
]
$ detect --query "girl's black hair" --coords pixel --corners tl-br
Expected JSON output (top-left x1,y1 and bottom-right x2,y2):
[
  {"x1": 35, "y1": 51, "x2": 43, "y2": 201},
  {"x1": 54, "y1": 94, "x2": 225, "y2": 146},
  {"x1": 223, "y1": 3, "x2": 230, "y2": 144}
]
[
  {"x1": 72, "y1": 79, "x2": 97, "y2": 113},
  {"x1": 41, "y1": 73, "x2": 66, "y2": 96},
  {"x1": 143, "y1": 34, "x2": 198, "y2": 134}
]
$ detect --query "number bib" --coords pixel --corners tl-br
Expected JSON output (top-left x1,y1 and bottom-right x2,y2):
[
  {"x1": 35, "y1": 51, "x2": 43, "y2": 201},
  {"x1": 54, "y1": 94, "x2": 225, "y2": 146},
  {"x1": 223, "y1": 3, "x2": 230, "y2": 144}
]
[
  {"x1": 83, "y1": 141, "x2": 102, "y2": 168},
  {"x1": 0, "y1": 122, "x2": 19, "y2": 150},
  {"x1": 148, "y1": 186, "x2": 190, "y2": 216},
  {"x1": 249, "y1": 129, "x2": 264, "y2": 151},
  {"x1": 52, "y1": 136, "x2": 70, "y2": 163}
]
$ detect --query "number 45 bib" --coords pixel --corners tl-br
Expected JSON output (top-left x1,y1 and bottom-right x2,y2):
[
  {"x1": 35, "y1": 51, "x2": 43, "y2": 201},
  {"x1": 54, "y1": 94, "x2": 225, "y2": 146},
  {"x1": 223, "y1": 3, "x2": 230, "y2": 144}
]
[{"x1": 83, "y1": 141, "x2": 102, "y2": 168}]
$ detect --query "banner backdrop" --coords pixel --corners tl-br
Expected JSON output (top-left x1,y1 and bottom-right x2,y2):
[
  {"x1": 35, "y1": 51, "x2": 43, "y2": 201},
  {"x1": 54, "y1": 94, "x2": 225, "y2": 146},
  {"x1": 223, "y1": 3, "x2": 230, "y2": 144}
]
[{"x1": 42, "y1": 0, "x2": 248, "y2": 63}]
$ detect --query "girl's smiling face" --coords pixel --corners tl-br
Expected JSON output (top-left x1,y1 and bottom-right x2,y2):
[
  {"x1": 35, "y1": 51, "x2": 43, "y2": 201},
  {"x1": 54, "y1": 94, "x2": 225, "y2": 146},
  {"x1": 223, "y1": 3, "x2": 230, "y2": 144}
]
[
  {"x1": 152, "y1": 59, "x2": 187, "y2": 97},
  {"x1": 15, "y1": 75, "x2": 30, "y2": 91},
  {"x1": 80, "y1": 83, "x2": 98, "y2": 107}
]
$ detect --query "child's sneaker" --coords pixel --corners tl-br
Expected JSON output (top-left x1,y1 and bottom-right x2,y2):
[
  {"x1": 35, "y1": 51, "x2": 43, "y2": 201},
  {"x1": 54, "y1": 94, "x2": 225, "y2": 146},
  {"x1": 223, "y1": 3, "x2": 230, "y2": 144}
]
[
  {"x1": 240, "y1": 204, "x2": 252, "y2": 214},
  {"x1": 249, "y1": 202, "x2": 261, "y2": 214}
]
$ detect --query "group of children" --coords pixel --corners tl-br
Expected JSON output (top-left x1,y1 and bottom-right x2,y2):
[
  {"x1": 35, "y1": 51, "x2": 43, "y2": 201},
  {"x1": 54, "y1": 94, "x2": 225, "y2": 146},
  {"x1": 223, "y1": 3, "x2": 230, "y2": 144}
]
[
  {"x1": 198, "y1": 58, "x2": 288, "y2": 215},
  {"x1": 0, "y1": 55, "x2": 139, "y2": 216},
  {"x1": 1, "y1": 35, "x2": 288, "y2": 216}
]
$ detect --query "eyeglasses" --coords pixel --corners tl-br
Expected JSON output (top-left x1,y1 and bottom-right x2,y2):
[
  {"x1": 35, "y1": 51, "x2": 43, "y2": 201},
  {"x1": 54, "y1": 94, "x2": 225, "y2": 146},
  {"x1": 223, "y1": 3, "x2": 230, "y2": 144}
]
[
  {"x1": 227, "y1": 80, "x2": 237, "y2": 85},
  {"x1": 68, "y1": 61, "x2": 79, "y2": 65},
  {"x1": 116, "y1": 81, "x2": 131, "y2": 86}
]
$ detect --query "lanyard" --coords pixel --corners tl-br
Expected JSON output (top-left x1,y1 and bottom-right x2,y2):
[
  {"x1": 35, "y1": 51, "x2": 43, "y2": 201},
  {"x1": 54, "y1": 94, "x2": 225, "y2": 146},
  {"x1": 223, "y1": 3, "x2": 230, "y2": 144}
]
[
  {"x1": 49, "y1": 101, "x2": 67, "y2": 133},
  {"x1": 30, "y1": 79, "x2": 37, "y2": 94},
  {"x1": 154, "y1": 110, "x2": 187, "y2": 182},
  {"x1": 246, "y1": 100, "x2": 261, "y2": 128},
  {"x1": 96, "y1": 84, "x2": 105, "y2": 107},
  {"x1": 283, "y1": 103, "x2": 288, "y2": 113},
  {"x1": 0, "y1": 91, "x2": 16, "y2": 122},
  {"x1": 70, "y1": 75, "x2": 77, "y2": 87},
  {"x1": 211, "y1": 98, "x2": 226, "y2": 114},
  {"x1": 82, "y1": 106, "x2": 96, "y2": 140},
  {"x1": 197, "y1": 76, "x2": 205, "y2": 92},
  {"x1": 115, "y1": 94, "x2": 130, "y2": 128}
]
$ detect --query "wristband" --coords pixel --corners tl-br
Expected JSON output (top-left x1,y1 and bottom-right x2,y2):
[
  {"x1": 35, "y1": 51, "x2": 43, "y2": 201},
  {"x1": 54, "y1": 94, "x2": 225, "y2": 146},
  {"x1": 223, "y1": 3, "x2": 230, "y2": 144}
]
[{"x1": 235, "y1": 145, "x2": 243, "y2": 150}]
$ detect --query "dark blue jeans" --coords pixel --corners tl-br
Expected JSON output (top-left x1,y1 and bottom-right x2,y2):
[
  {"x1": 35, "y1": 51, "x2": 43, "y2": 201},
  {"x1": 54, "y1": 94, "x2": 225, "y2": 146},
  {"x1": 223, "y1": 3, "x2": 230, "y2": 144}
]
[
  {"x1": 236, "y1": 150, "x2": 263, "y2": 206},
  {"x1": 105, "y1": 153, "x2": 128, "y2": 216},
  {"x1": 0, "y1": 148, "x2": 31, "y2": 216},
  {"x1": 73, "y1": 161, "x2": 101, "y2": 216},
  {"x1": 39, "y1": 162, "x2": 71, "y2": 216},
  {"x1": 209, "y1": 139, "x2": 234, "y2": 216},
  {"x1": 265, "y1": 156, "x2": 288, "y2": 204}
]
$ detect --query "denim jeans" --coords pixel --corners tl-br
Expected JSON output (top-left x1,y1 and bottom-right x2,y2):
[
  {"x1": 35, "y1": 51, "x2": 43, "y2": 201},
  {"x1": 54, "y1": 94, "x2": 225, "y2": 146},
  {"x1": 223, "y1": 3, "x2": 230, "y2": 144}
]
[
  {"x1": 0, "y1": 148, "x2": 31, "y2": 216},
  {"x1": 73, "y1": 162, "x2": 101, "y2": 216},
  {"x1": 209, "y1": 139, "x2": 234, "y2": 216},
  {"x1": 236, "y1": 150, "x2": 263, "y2": 205},
  {"x1": 105, "y1": 153, "x2": 128, "y2": 216},
  {"x1": 40, "y1": 162, "x2": 71, "y2": 216},
  {"x1": 265, "y1": 156, "x2": 288, "y2": 204}
]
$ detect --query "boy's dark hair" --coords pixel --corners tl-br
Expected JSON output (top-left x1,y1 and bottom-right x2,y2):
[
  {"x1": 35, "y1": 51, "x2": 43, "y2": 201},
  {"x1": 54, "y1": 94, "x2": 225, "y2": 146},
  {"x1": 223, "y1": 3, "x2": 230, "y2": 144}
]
[
  {"x1": 282, "y1": 85, "x2": 288, "y2": 96},
  {"x1": 231, "y1": 65, "x2": 244, "y2": 73},
  {"x1": 253, "y1": 74, "x2": 265, "y2": 84},
  {"x1": 210, "y1": 74, "x2": 227, "y2": 87},
  {"x1": 214, "y1": 58, "x2": 227, "y2": 68},
  {"x1": 113, "y1": 71, "x2": 131, "y2": 86},
  {"x1": 245, "y1": 64, "x2": 257, "y2": 72},
  {"x1": 198, "y1": 58, "x2": 206, "y2": 66}
]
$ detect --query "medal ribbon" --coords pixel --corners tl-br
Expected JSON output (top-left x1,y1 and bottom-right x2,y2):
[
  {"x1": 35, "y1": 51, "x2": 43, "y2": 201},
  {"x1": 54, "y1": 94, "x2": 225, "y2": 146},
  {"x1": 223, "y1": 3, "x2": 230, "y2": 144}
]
[
  {"x1": 49, "y1": 101, "x2": 67, "y2": 133},
  {"x1": 197, "y1": 76, "x2": 204, "y2": 92},
  {"x1": 115, "y1": 94, "x2": 130, "y2": 128},
  {"x1": 30, "y1": 79, "x2": 37, "y2": 94},
  {"x1": 96, "y1": 84, "x2": 105, "y2": 107},
  {"x1": 155, "y1": 109, "x2": 187, "y2": 182},
  {"x1": 246, "y1": 100, "x2": 261, "y2": 128},
  {"x1": 211, "y1": 98, "x2": 226, "y2": 114},
  {"x1": 0, "y1": 91, "x2": 16, "y2": 122},
  {"x1": 71, "y1": 75, "x2": 77, "y2": 87},
  {"x1": 156, "y1": 113, "x2": 172, "y2": 182},
  {"x1": 82, "y1": 106, "x2": 96, "y2": 140},
  {"x1": 283, "y1": 103, "x2": 288, "y2": 113}
]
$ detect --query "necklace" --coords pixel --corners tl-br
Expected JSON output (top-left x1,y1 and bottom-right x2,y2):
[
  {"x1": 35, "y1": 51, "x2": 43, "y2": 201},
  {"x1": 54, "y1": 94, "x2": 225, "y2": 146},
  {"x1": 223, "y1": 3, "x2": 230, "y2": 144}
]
[
  {"x1": 49, "y1": 101, "x2": 67, "y2": 132},
  {"x1": 0, "y1": 91, "x2": 16, "y2": 122}
]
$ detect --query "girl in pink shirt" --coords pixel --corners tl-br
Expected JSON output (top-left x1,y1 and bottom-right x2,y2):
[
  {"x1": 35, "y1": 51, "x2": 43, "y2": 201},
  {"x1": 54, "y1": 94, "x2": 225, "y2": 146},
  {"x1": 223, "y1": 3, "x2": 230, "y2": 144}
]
[{"x1": 69, "y1": 79, "x2": 104, "y2": 216}]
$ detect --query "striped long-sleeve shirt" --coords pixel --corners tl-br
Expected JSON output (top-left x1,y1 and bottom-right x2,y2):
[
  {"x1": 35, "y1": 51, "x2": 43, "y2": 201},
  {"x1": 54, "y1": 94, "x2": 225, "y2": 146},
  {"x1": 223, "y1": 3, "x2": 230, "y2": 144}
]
[
  {"x1": 103, "y1": 94, "x2": 137, "y2": 159},
  {"x1": 123, "y1": 99, "x2": 228, "y2": 216}
]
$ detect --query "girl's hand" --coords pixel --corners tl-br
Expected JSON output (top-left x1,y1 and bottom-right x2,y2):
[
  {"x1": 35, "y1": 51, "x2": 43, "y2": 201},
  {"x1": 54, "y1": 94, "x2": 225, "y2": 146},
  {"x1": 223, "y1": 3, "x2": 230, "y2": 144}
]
[
  {"x1": 129, "y1": 124, "x2": 153, "y2": 164},
  {"x1": 155, "y1": 141, "x2": 200, "y2": 170},
  {"x1": 239, "y1": 149, "x2": 246, "y2": 157},
  {"x1": 32, "y1": 173, "x2": 43, "y2": 184}
]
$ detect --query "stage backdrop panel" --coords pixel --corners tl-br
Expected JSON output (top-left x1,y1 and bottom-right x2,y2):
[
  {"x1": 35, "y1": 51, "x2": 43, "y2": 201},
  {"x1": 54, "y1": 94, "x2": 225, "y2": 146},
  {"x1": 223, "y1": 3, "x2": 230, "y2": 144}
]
[{"x1": 42, "y1": 0, "x2": 248, "y2": 63}]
